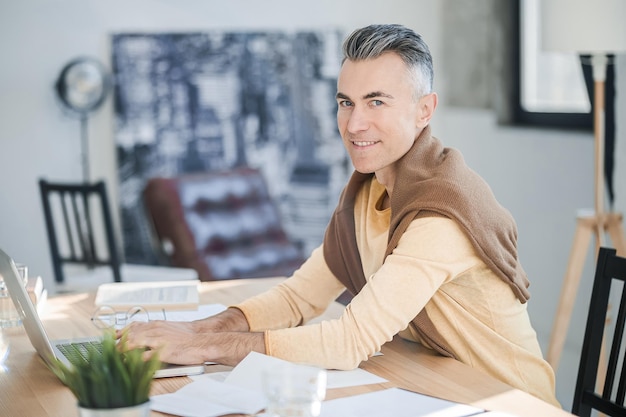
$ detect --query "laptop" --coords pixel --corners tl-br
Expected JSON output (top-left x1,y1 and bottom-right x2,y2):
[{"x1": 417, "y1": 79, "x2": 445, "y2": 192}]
[{"x1": 0, "y1": 248, "x2": 205, "y2": 378}]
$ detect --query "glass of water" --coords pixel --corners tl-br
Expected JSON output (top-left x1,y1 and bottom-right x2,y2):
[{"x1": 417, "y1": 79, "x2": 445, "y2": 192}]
[
  {"x1": 0, "y1": 263, "x2": 28, "y2": 328},
  {"x1": 262, "y1": 363, "x2": 327, "y2": 417}
]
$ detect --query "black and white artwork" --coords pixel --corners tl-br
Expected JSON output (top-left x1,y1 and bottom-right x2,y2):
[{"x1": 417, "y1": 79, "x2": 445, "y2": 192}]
[{"x1": 111, "y1": 31, "x2": 351, "y2": 264}]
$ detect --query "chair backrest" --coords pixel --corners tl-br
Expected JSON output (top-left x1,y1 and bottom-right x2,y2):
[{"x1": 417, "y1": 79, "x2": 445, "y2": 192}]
[
  {"x1": 573, "y1": 247, "x2": 626, "y2": 416},
  {"x1": 38, "y1": 179, "x2": 122, "y2": 283},
  {"x1": 142, "y1": 167, "x2": 305, "y2": 281}
]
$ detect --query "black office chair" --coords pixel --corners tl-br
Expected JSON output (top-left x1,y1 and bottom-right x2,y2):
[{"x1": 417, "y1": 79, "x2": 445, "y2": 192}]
[
  {"x1": 572, "y1": 247, "x2": 626, "y2": 417},
  {"x1": 38, "y1": 179, "x2": 122, "y2": 284}
]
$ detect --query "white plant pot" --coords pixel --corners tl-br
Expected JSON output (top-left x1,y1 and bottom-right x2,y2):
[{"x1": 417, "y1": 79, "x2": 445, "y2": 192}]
[{"x1": 77, "y1": 401, "x2": 151, "y2": 417}]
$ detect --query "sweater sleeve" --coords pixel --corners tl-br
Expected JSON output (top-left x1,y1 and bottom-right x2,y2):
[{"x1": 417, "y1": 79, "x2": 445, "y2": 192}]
[
  {"x1": 233, "y1": 245, "x2": 347, "y2": 331},
  {"x1": 262, "y1": 217, "x2": 481, "y2": 370}
]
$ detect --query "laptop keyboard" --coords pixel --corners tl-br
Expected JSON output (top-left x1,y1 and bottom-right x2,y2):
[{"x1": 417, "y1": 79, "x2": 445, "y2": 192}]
[{"x1": 57, "y1": 341, "x2": 103, "y2": 365}]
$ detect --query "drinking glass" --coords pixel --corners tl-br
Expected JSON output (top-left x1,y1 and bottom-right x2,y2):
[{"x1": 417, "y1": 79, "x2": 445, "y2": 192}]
[
  {"x1": 262, "y1": 364, "x2": 327, "y2": 417},
  {"x1": 0, "y1": 263, "x2": 28, "y2": 328}
]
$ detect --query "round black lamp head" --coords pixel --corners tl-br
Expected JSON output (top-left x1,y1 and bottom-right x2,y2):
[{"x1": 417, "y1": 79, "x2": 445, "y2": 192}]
[{"x1": 55, "y1": 57, "x2": 110, "y2": 114}]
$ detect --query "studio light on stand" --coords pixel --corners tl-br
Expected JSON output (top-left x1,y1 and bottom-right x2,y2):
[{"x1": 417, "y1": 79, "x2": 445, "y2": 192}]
[
  {"x1": 541, "y1": 0, "x2": 626, "y2": 371},
  {"x1": 55, "y1": 57, "x2": 110, "y2": 182}
]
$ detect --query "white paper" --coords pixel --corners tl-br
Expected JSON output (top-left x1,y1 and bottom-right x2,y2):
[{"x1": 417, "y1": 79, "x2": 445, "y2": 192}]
[
  {"x1": 150, "y1": 377, "x2": 266, "y2": 417},
  {"x1": 171, "y1": 352, "x2": 389, "y2": 417},
  {"x1": 193, "y1": 360, "x2": 387, "y2": 389},
  {"x1": 223, "y1": 351, "x2": 387, "y2": 391},
  {"x1": 151, "y1": 352, "x2": 481, "y2": 417},
  {"x1": 191, "y1": 370, "x2": 230, "y2": 383},
  {"x1": 319, "y1": 388, "x2": 484, "y2": 417},
  {"x1": 123, "y1": 303, "x2": 227, "y2": 324},
  {"x1": 95, "y1": 279, "x2": 200, "y2": 310},
  {"x1": 161, "y1": 304, "x2": 227, "y2": 321},
  {"x1": 224, "y1": 351, "x2": 304, "y2": 391}
]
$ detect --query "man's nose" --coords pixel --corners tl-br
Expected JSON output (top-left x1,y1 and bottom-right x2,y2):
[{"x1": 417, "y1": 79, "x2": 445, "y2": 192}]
[{"x1": 346, "y1": 107, "x2": 369, "y2": 133}]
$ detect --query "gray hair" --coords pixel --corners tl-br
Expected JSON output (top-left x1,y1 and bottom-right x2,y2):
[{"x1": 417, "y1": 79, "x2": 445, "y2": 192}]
[{"x1": 342, "y1": 24, "x2": 434, "y2": 98}]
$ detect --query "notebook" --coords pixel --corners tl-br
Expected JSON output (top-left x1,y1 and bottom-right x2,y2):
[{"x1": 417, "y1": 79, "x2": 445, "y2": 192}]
[{"x1": 0, "y1": 248, "x2": 205, "y2": 378}]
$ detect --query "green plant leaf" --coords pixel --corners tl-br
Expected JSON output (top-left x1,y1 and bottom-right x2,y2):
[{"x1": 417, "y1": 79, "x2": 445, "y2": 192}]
[{"x1": 46, "y1": 331, "x2": 161, "y2": 409}]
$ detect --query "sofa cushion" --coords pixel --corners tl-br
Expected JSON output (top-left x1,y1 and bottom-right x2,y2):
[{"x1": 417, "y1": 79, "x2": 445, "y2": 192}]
[{"x1": 143, "y1": 167, "x2": 305, "y2": 281}]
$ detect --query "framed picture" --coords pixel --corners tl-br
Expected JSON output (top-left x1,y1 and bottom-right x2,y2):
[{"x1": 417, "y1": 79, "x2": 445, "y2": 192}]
[{"x1": 111, "y1": 30, "x2": 349, "y2": 263}]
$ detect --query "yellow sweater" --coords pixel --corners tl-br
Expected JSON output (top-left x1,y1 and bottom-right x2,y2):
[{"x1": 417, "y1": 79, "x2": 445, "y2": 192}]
[{"x1": 234, "y1": 178, "x2": 559, "y2": 408}]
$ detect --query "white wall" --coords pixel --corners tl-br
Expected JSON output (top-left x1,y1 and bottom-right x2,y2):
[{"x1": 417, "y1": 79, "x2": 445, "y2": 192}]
[{"x1": 1, "y1": 0, "x2": 625, "y2": 410}]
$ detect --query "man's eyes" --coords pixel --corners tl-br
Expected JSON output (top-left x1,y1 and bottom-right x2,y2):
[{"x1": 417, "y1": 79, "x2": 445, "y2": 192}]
[{"x1": 337, "y1": 99, "x2": 384, "y2": 107}]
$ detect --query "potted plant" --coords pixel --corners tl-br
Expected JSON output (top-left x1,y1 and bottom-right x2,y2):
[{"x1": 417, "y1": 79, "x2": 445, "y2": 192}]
[{"x1": 50, "y1": 331, "x2": 161, "y2": 417}]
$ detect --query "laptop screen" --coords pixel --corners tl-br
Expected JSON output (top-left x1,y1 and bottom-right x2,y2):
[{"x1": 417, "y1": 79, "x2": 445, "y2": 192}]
[
  {"x1": 0, "y1": 248, "x2": 205, "y2": 378},
  {"x1": 0, "y1": 249, "x2": 60, "y2": 368}
]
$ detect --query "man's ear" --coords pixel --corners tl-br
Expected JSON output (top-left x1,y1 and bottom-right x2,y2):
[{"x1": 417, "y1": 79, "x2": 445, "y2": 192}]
[{"x1": 416, "y1": 92, "x2": 438, "y2": 128}]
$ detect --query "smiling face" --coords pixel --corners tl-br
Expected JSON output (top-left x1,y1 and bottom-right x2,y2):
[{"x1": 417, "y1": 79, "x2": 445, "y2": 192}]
[{"x1": 336, "y1": 52, "x2": 436, "y2": 191}]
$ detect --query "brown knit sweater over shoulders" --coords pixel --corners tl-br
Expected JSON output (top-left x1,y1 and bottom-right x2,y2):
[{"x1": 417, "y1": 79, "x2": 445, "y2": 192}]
[{"x1": 323, "y1": 125, "x2": 530, "y2": 303}]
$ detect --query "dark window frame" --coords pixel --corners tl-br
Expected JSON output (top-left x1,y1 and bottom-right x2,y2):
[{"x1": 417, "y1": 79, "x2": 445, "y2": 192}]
[{"x1": 511, "y1": 0, "x2": 593, "y2": 131}]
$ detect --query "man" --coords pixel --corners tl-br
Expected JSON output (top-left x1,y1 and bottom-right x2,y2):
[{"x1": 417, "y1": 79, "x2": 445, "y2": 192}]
[{"x1": 122, "y1": 24, "x2": 559, "y2": 407}]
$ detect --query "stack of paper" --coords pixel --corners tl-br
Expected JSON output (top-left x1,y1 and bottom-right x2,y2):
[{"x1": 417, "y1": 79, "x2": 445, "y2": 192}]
[
  {"x1": 150, "y1": 351, "x2": 485, "y2": 417},
  {"x1": 150, "y1": 377, "x2": 267, "y2": 417},
  {"x1": 319, "y1": 388, "x2": 483, "y2": 417},
  {"x1": 94, "y1": 280, "x2": 200, "y2": 311}
]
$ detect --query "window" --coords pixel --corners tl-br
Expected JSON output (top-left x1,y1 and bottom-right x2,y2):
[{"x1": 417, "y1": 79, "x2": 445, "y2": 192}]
[{"x1": 513, "y1": 0, "x2": 593, "y2": 130}]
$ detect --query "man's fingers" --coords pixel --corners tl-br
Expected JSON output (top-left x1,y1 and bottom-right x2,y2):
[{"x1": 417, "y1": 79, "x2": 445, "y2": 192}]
[
  {"x1": 142, "y1": 349, "x2": 157, "y2": 362},
  {"x1": 119, "y1": 322, "x2": 151, "y2": 350}
]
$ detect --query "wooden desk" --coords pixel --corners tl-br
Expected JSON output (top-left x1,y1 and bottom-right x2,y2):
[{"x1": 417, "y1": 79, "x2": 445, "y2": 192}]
[{"x1": 0, "y1": 278, "x2": 571, "y2": 417}]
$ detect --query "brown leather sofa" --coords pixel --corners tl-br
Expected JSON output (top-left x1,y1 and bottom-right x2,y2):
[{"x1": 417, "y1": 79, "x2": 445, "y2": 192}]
[{"x1": 142, "y1": 167, "x2": 306, "y2": 281}]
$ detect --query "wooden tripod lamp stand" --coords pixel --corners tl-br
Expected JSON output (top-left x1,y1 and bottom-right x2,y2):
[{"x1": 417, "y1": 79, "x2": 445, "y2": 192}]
[{"x1": 540, "y1": 0, "x2": 626, "y2": 371}]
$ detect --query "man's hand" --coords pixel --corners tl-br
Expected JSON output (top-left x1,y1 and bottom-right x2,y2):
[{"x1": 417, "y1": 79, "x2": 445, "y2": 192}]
[
  {"x1": 116, "y1": 307, "x2": 264, "y2": 366},
  {"x1": 190, "y1": 307, "x2": 250, "y2": 333}
]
